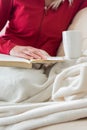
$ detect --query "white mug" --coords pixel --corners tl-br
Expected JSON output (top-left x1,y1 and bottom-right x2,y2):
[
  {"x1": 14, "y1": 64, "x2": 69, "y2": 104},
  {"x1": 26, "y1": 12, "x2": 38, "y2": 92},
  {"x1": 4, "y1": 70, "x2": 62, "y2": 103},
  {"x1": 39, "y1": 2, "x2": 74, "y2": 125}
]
[{"x1": 62, "y1": 30, "x2": 82, "y2": 59}]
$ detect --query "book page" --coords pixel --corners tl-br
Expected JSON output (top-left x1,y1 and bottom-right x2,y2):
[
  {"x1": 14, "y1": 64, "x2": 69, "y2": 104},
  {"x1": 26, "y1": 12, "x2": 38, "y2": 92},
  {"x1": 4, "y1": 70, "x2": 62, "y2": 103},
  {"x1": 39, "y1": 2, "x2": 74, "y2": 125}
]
[
  {"x1": 31, "y1": 56, "x2": 64, "y2": 63},
  {"x1": 0, "y1": 54, "x2": 30, "y2": 62},
  {"x1": 0, "y1": 54, "x2": 32, "y2": 68},
  {"x1": 47, "y1": 56, "x2": 64, "y2": 61}
]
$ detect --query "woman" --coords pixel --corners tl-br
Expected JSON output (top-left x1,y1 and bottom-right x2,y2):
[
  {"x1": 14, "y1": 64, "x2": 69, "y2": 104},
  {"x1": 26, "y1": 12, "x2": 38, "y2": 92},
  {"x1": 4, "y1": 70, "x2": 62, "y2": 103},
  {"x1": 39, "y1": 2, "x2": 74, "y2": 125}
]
[
  {"x1": 0, "y1": 0, "x2": 87, "y2": 59},
  {"x1": 0, "y1": 0, "x2": 87, "y2": 103}
]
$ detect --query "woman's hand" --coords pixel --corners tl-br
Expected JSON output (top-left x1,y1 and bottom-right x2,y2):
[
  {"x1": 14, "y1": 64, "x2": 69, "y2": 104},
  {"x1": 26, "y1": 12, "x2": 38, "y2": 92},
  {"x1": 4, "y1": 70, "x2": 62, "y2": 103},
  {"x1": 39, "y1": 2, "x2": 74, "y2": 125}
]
[{"x1": 10, "y1": 45, "x2": 50, "y2": 60}]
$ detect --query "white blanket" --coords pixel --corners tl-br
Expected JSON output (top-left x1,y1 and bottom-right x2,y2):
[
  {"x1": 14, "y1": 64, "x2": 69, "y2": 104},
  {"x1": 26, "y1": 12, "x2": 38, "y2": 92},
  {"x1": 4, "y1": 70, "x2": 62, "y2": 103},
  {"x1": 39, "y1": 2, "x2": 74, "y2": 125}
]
[{"x1": 0, "y1": 56, "x2": 87, "y2": 130}]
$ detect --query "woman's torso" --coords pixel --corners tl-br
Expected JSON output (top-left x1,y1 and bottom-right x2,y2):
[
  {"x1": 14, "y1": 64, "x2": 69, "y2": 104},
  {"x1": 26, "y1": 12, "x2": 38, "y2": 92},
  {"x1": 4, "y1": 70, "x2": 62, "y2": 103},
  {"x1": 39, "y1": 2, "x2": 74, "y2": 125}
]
[{"x1": 3, "y1": 0, "x2": 86, "y2": 55}]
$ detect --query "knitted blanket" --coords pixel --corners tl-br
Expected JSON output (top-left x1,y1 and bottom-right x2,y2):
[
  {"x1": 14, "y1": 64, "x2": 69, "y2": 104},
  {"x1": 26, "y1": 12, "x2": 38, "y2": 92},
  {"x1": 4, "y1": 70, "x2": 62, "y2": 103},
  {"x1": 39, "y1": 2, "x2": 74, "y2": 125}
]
[{"x1": 0, "y1": 56, "x2": 87, "y2": 130}]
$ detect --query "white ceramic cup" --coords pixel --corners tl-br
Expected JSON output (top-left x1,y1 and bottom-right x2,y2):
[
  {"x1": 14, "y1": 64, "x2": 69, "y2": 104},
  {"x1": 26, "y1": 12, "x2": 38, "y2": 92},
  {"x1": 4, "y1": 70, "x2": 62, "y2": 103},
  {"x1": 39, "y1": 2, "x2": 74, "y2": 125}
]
[{"x1": 62, "y1": 30, "x2": 82, "y2": 59}]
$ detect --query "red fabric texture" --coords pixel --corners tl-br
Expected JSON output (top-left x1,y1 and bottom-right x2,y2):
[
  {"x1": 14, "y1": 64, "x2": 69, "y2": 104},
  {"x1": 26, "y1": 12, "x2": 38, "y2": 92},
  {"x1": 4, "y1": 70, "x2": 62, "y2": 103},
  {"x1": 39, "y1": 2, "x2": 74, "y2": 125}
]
[{"x1": 0, "y1": 0, "x2": 87, "y2": 56}]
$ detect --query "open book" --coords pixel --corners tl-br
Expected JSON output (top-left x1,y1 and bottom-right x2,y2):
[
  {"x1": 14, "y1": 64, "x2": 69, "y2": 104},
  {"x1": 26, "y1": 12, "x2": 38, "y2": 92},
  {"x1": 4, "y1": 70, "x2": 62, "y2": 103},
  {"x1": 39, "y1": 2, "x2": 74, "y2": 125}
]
[{"x1": 0, "y1": 54, "x2": 64, "y2": 68}]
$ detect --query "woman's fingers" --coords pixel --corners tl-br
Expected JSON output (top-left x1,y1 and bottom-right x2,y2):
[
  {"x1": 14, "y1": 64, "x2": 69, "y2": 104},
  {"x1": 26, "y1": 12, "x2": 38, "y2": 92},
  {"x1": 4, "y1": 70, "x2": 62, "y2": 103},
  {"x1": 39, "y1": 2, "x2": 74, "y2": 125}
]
[
  {"x1": 34, "y1": 51, "x2": 47, "y2": 59},
  {"x1": 24, "y1": 48, "x2": 47, "y2": 59},
  {"x1": 10, "y1": 45, "x2": 49, "y2": 60},
  {"x1": 17, "y1": 52, "x2": 34, "y2": 60},
  {"x1": 23, "y1": 50, "x2": 42, "y2": 59}
]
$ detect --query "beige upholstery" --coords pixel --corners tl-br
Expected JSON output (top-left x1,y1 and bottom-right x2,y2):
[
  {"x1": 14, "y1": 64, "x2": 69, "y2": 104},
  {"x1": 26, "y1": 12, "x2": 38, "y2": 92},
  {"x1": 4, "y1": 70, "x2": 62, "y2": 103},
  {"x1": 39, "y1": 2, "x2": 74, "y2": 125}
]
[{"x1": 57, "y1": 8, "x2": 87, "y2": 56}]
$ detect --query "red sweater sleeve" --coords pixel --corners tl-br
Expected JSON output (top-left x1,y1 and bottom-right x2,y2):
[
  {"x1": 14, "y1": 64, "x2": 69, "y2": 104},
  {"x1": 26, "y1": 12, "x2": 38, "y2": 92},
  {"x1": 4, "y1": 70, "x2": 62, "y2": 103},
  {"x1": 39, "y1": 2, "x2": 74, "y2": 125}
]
[{"x1": 0, "y1": 0, "x2": 15, "y2": 54}]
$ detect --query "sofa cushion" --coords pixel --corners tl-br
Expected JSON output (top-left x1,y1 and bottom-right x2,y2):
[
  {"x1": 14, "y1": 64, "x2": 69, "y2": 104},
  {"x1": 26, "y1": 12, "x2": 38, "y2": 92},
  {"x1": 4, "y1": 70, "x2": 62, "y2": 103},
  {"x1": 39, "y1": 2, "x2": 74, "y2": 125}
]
[{"x1": 57, "y1": 8, "x2": 87, "y2": 56}]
